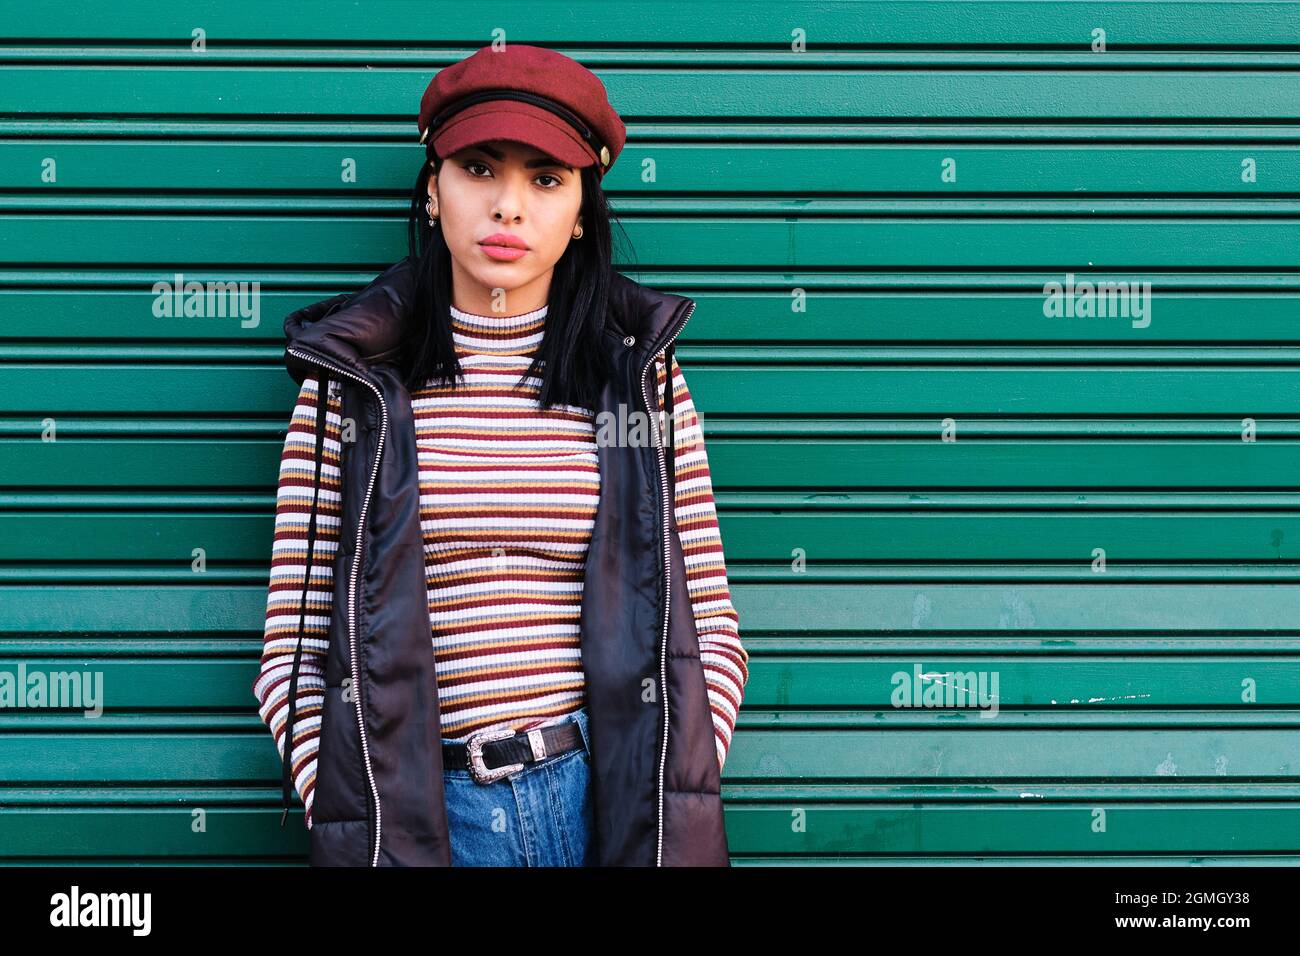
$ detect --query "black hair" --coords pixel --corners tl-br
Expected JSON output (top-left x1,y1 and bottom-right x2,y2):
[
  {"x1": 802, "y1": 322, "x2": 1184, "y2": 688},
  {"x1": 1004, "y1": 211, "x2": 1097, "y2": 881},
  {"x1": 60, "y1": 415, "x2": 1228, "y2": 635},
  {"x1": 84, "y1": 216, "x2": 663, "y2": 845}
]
[{"x1": 400, "y1": 147, "x2": 631, "y2": 410}]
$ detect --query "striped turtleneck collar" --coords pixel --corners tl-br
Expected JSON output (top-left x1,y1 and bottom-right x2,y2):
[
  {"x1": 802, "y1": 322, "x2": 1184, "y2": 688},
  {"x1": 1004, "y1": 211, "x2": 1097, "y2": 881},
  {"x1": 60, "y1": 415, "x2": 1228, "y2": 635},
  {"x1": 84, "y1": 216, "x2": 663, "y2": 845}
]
[
  {"x1": 449, "y1": 302, "x2": 547, "y2": 329},
  {"x1": 449, "y1": 302, "x2": 548, "y2": 355}
]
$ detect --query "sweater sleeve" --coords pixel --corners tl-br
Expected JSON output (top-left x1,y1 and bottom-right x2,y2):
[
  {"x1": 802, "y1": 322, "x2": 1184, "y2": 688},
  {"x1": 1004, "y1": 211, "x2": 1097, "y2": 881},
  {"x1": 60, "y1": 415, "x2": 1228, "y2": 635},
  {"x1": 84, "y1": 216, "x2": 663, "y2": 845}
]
[
  {"x1": 655, "y1": 350, "x2": 749, "y2": 771},
  {"x1": 251, "y1": 375, "x2": 345, "y2": 830}
]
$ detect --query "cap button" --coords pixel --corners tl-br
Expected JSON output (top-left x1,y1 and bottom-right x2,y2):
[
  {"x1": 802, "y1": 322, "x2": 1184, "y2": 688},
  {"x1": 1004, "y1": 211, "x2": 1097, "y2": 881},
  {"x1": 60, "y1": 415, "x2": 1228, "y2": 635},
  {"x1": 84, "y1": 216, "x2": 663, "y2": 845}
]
[{"x1": 600, "y1": 145, "x2": 611, "y2": 167}]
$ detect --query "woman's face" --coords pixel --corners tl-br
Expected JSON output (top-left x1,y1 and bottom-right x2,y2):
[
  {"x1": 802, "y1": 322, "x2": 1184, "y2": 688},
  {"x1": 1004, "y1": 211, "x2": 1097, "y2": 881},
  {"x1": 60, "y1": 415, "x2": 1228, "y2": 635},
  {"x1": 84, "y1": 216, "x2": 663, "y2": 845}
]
[{"x1": 428, "y1": 139, "x2": 584, "y2": 314}]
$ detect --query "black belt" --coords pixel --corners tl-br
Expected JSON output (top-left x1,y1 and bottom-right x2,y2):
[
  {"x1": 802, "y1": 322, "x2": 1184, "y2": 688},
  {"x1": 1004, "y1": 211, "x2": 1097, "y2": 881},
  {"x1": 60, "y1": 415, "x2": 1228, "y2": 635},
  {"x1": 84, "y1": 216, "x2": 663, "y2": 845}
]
[{"x1": 443, "y1": 720, "x2": 586, "y2": 785}]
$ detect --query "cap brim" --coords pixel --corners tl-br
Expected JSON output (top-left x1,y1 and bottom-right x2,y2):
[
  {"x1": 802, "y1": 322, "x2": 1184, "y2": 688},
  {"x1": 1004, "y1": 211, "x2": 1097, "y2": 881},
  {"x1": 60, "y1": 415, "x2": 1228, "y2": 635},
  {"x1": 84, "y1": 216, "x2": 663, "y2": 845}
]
[{"x1": 431, "y1": 101, "x2": 596, "y2": 170}]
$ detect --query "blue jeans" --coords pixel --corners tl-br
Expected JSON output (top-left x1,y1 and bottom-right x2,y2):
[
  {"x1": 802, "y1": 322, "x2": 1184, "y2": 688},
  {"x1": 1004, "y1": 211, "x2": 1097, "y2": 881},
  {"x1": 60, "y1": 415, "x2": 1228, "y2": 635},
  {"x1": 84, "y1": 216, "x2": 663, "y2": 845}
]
[{"x1": 440, "y1": 706, "x2": 595, "y2": 866}]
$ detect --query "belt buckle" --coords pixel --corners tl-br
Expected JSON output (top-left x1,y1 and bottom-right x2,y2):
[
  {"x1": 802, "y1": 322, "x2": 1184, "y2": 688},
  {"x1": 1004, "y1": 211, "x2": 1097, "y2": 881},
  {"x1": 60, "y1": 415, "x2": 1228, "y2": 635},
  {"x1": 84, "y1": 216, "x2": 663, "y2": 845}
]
[{"x1": 465, "y1": 726, "x2": 526, "y2": 785}]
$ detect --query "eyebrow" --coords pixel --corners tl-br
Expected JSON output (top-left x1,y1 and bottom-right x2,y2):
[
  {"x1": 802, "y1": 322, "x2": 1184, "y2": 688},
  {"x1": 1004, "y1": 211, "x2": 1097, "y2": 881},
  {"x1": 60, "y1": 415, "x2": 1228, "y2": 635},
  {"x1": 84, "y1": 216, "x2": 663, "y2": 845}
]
[{"x1": 473, "y1": 144, "x2": 572, "y2": 171}]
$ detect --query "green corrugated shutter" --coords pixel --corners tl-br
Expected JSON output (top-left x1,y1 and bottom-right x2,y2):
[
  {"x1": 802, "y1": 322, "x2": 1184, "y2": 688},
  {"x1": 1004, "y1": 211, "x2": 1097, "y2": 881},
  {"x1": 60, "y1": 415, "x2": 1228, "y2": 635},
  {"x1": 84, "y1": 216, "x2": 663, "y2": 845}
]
[{"x1": 2, "y1": 1, "x2": 1299, "y2": 864}]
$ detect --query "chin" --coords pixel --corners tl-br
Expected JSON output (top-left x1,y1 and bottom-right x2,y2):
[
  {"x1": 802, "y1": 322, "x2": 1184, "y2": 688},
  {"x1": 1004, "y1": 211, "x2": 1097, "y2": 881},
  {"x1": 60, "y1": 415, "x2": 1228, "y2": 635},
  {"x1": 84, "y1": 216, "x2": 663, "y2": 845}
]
[{"x1": 474, "y1": 262, "x2": 542, "y2": 287}]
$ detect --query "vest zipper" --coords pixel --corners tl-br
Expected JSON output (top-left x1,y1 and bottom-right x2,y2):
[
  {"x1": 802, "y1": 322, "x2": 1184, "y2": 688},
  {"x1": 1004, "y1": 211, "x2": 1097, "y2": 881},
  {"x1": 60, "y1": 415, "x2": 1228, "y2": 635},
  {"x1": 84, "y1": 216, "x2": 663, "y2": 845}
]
[
  {"x1": 286, "y1": 346, "x2": 386, "y2": 867},
  {"x1": 639, "y1": 298, "x2": 696, "y2": 867}
]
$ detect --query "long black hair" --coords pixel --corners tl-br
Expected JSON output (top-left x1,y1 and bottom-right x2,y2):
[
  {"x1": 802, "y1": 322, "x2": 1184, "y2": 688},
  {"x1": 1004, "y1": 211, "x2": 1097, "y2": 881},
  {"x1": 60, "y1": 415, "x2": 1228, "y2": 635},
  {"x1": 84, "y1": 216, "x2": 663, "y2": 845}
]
[{"x1": 400, "y1": 147, "x2": 632, "y2": 410}]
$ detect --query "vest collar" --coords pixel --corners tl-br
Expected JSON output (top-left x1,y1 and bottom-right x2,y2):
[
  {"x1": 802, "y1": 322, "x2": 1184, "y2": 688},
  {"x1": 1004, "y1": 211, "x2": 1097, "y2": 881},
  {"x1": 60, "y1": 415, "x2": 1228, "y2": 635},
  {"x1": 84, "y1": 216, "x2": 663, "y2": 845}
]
[{"x1": 283, "y1": 257, "x2": 695, "y2": 383}]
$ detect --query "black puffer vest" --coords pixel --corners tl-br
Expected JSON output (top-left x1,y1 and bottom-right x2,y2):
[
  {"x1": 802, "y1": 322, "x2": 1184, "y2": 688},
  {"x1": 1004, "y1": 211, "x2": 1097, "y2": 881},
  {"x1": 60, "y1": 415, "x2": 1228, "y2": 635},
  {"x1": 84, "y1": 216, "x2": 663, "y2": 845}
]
[{"x1": 278, "y1": 257, "x2": 729, "y2": 866}]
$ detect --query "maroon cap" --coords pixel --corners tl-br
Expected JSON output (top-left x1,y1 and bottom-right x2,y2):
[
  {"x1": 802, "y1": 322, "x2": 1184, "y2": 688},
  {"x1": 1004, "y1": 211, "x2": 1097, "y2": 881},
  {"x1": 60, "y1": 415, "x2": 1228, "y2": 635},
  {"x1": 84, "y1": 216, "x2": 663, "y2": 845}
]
[{"x1": 418, "y1": 44, "x2": 627, "y2": 179}]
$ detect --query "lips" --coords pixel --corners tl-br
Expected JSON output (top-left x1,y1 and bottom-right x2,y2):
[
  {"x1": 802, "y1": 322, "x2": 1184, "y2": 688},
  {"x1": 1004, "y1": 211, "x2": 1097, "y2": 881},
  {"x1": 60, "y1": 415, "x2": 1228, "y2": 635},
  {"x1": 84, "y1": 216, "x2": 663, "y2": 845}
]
[
  {"x1": 479, "y1": 233, "x2": 529, "y2": 261},
  {"x1": 479, "y1": 233, "x2": 528, "y2": 250}
]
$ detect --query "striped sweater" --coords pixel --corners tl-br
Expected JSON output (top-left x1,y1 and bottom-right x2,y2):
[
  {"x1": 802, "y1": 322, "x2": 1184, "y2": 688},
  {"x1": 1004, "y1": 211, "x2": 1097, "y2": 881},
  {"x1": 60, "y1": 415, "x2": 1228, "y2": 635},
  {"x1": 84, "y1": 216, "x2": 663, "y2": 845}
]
[{"x1": 253, "y1": 302, "x2": 748, "y2": 829}]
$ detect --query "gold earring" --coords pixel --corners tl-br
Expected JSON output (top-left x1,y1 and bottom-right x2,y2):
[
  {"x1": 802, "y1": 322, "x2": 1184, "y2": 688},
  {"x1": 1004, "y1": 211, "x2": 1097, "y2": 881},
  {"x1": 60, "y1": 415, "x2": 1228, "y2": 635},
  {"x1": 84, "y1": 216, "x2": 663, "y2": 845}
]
[{"x1": 573, "y1": 224, "x2": 583, "y2": 239}]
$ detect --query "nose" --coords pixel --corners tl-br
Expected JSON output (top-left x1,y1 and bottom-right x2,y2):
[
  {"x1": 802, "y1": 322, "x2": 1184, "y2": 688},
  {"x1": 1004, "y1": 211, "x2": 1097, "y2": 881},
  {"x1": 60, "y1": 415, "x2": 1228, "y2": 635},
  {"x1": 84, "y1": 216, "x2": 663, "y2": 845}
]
[{"x1": 491, "y1": 168, "x2": 529, "y2": 221}]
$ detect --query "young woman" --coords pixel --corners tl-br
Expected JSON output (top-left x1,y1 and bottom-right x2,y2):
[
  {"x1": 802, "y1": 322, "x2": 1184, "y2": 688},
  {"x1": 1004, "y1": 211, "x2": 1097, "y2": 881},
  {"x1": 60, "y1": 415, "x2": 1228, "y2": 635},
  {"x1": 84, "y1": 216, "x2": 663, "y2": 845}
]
[{"x1": 252, "y1": 44, "x2": 748, "y2": 866}]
